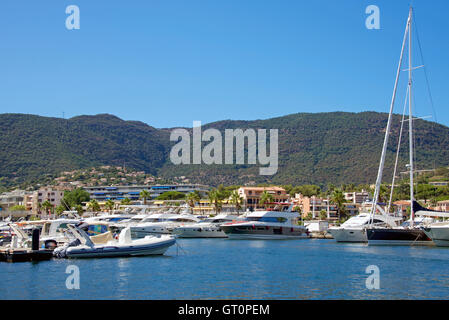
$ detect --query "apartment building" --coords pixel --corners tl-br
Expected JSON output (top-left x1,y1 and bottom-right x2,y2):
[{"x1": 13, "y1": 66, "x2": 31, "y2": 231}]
[
  {"x1": 84, "y1": 184, "x2": 210, "y2": 202},
  {"x1": 33, "y1": 187, "x2": 65, "y2": 213},
  {"x1": 0, "y1": 190, "x2": 29, "y2": 211},
  {"x1": 293, "y1": 194, "x2": 339, "y2": 219},
  {"x1": 238, "y1": 187, "x2": 289, "y2": 210},
  {"x1": 344, "y1": 190, "x2": 370, "y2": 204}
]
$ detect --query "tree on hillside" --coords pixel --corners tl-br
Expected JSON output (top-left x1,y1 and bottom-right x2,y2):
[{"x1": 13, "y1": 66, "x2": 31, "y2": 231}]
[
  {"x1": 282, "y1": 185, "x2": 294, "y2": 196},
  {"x1": 291, "y1": 185, "x2": 321, "y2": 197},
  {"x1": 156, "y1": 191, "x2": 185, "y2": 200}
]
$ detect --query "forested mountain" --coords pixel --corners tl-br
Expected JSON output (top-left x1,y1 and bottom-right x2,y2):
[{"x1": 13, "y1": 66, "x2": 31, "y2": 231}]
[{"x1": 1, "y1": 111, "x2": 448, "y2": 188}]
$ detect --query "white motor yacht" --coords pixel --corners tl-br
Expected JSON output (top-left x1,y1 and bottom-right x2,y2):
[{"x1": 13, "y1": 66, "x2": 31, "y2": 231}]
[
  {"x1": 220, "y1": 210, "x2": 309, "y2": 239},
  {"x1": 130, "y1": 214, "x2": 201, "y2": 237},
  {"x1": 39, "y1": 218, "x2": 80, "y2": 247},
  {"x1": 173, "y1": 214, "x2": 242, "y2": 238},
  {"x1": 423, "y1": 222, "x2": 449, "y2": 247}
]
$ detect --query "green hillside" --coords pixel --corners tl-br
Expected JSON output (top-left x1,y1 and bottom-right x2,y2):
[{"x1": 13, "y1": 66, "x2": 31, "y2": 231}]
[{"x1": 1, "y1": 111, "x2": 448, "y2": 188}]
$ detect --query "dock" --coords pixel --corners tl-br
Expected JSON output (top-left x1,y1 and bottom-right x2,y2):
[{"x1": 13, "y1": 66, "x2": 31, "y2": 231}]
[
  {"x1": 0, "y1": 248, "x2": 53, "y2": 263},
  {"x1": 309, "y1": 232, "x2": 333, "y2": 239}
]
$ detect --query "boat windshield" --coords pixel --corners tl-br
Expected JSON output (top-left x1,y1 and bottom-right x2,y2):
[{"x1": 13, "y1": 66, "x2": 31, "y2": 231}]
[
  {"x1": 199, "y1": 218, "x2": 230, "y2": 223},
  {"x1": 246, "y1": 217, "x2": 288, "y2": 223},
  {"x1": 87, "y1": 224, "x2": 109, "y2": 236},
  {"x1": 102, "y1": 217, "x2": 129, "y2": 222},
  {"x1": 168, "y1": 217, "x2": 197, "y2": 222},
  {"x1": 142, "y1": 218, "x2": 167, "y2": 223}
]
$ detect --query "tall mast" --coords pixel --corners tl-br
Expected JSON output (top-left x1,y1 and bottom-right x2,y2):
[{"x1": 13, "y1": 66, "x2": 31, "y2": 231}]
[
  {"x1": 408, "y1": 7, "x2": 415, "y2": 227},
  {"x1": 370, "y1": 11, "x2": 410, "y2": 223}
]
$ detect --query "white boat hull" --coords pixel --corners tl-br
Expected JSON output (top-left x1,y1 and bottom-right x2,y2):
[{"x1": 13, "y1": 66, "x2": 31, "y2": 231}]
[
  {"x1": 328, "y1": 228, "x2": 367, "y2": 242},
  {"x1": 175, "y1": 229, "x2": 227, "y2": 238},
  {"x1": 65, "y1": 237, "x2": 176, "y2": 258},
  {"x1": 423, "y1": 226, "x2": 449, "y2": 247},
  {"x1": 227, "y1": 233, "x2": 309, "y2": 240}
]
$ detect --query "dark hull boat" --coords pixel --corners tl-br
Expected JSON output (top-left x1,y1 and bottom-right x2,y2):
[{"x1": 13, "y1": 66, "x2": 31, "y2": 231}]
[{"x1": 366, "y1": 227, "x2": 433, "y2": 246}]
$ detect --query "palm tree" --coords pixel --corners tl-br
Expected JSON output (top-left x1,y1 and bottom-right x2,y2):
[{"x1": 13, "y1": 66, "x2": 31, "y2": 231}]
[
  {"x1": 379, "y1": 184, "x2": 389, "y2": 203},
  {"x1": 41, "y1": 200, "x2": 53, "y2": 217},
  {"x1": 229, "y1": 190, "x2": 243, "y2": 214},
  {"x1": 139, "y1": 190, "x2": 151, "y2": 205},
  {"x1": 37, "y1": 201, "x2": 43, "y2": 215},
  {"x1": 330, "y1": 189, "x2": 347, "y2": 221},
  {"x1": 87, "y1": 199, "x2": 101, "y2": 212},
  {"x1": 55, "y1": 205, "x2": 65, "y2": 216},
  {"x1": 293, "y1": 205, "x2": 303, "y2": 225},
  {"x1": 186, "y1": 192, "x2": 200, "y2": 214},
  {"x1": 74, "y1": 204, "x2": 84, "y2": 216},
  {"x1": 105, "y1": 199, "x2": 115, "y2": 212},
  {"x1": 120, "y1": 198, "x2": 132, "y2": 205},
  {"x1": 208, "y1": 189, "x2": 223, "y2": 214},
  {"x1": 259, "y1": 190, "x2": 274, "y2": 209}
]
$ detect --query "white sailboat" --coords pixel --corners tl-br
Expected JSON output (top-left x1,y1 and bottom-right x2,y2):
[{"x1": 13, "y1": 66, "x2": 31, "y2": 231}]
[{"x1": 366, "y1": 7, "x2": 434, "y2": 246}]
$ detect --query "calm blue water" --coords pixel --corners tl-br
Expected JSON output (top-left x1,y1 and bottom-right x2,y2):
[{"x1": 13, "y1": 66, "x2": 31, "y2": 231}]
[{"x1": 1, "y1": 239, "x2": 449, "y2": 299}]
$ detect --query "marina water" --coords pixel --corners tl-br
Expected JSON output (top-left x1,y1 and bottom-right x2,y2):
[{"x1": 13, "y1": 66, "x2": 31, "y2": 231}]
[{"x1": 2, "y1": 238, "x2": 449, "y2": 299}]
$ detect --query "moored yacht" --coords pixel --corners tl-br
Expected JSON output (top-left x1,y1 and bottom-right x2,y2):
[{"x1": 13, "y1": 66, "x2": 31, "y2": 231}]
[
  {"x1": 39, "y1": 218, "x2": 80, "y2": 247},
  {"x1": 415, "y1": 203, "x2": 449, "y2": 246},
  {"x1": 220, "y1": 210, "x2": 309, "y2": 240},
  {"x1": 173, "y1": 214, "x2": 242, "y2": 238},
  {"x1": 130, "y1": 214, "x2": 200, "y2": 237},
  {"x1": 423, "y1": 222, "x2": 449, "y2": 247},
  {"x1": 328, "y1": 211, "x2": 401, "y2": 242}
]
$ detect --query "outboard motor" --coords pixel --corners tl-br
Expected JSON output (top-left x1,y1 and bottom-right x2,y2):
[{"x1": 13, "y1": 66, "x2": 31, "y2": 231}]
[{"x1": 53, "y1": 238, "x2": 81, "y2": 258}]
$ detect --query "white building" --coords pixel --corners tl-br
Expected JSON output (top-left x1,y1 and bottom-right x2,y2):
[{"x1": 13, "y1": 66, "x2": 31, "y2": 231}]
[{"x1": 344, "y1": 191, "x2": 370, "y2": 204}]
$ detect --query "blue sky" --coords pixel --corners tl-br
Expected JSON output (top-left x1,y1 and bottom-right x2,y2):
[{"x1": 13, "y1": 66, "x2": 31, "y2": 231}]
[{"x1": 1, "y1": 0, "x2": 448, "y2": 128}]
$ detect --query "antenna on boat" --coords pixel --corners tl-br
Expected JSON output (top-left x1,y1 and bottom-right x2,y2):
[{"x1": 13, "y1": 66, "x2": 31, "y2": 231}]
[{"x1": 408, "y1": 6, "x2": 415, "y2": 228}]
